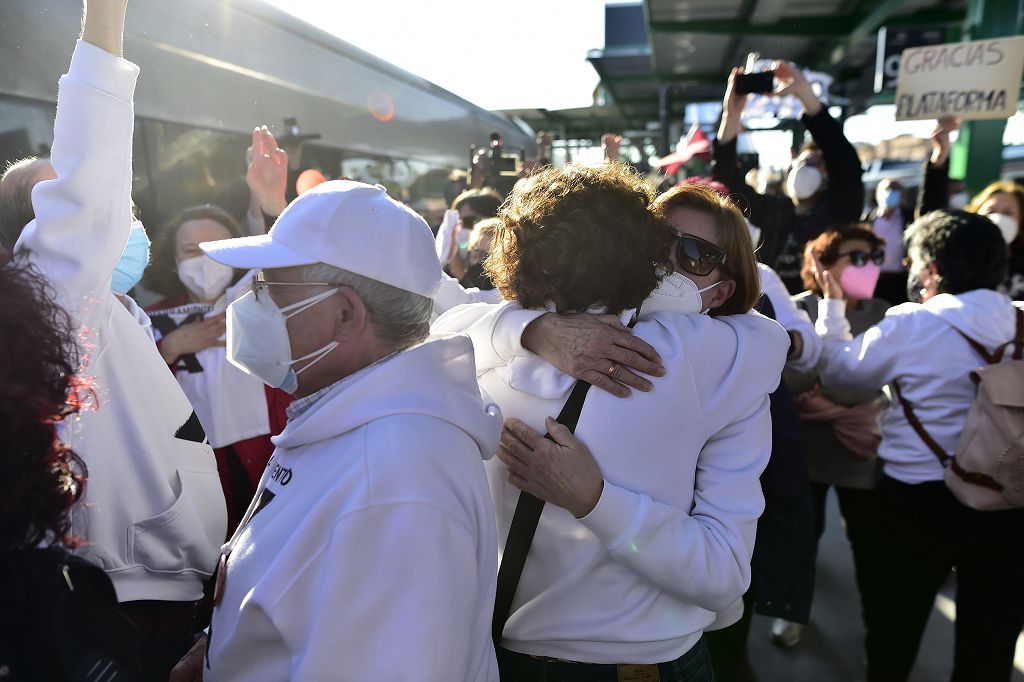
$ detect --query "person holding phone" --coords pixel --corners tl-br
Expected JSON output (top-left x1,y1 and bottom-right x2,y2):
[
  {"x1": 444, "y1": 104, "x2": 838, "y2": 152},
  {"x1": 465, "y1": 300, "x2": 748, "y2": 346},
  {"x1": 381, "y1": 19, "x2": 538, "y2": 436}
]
[{"x1": 714, "y1": 62, "x2": 865, "y2": 294}]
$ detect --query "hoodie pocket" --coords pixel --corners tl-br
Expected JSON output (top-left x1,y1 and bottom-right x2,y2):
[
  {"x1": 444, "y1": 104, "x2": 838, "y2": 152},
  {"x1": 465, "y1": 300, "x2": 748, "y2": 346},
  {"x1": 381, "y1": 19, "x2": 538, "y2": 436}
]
[{"x1": 128, "y1": 467, "x2": 226, "y2": 575}]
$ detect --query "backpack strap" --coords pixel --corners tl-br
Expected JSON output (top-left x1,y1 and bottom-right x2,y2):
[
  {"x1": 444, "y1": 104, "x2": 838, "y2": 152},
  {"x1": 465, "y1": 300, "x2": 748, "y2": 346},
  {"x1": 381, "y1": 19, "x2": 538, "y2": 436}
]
[
  {"x1": 892, "y1": 382, "x2": 950, "y2": 465},
  {"x1": 949, "y1": 458, "x2": 1005, "y2": 492},
  {"x1": 956, "y1": 307, "x2": 1024, "y2": 365}
]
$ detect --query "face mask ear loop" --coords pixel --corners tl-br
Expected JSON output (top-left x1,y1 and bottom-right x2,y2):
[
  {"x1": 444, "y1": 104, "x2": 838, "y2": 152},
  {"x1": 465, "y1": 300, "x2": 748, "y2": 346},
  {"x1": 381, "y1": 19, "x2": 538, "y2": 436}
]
[
  {"x1": 280, "y1": 288, "x2": 339, "y2": 319},
  {"x1": 289, "y1": 341, "x2": 341, "y2": 376}
]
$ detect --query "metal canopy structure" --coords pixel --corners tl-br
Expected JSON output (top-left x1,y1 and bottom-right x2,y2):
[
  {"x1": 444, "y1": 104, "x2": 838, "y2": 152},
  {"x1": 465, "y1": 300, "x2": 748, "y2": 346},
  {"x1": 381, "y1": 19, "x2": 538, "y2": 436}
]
[{"x1": 511, "y1": 0, "x2": 970, "y2": 144}]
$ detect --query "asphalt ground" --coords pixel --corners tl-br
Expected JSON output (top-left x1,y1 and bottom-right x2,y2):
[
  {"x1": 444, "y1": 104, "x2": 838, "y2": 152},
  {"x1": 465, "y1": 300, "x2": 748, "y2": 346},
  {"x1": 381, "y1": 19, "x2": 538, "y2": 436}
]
[{"x1": 742, "y1": 490, "x2": 1024, "y2": 682}]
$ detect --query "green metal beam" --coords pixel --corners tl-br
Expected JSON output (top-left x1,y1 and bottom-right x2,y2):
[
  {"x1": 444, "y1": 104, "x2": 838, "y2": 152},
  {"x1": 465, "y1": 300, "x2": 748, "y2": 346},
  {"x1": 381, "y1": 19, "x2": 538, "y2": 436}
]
[
  {"x1": 641, "y1": 0, "x2": 659, "y2": 73},
  {"x1": 719, "y1": 0, "x2": 760, "y2": 72},
  {"x1": 650, "y1": 16, "x2": 858, "y2": 37},
  {"x1": 827, "y1": 0, "x2": 911, "y2": 67},
  {"x1": 952, "y1": 0, "x2": 1024, "y2": 195}
]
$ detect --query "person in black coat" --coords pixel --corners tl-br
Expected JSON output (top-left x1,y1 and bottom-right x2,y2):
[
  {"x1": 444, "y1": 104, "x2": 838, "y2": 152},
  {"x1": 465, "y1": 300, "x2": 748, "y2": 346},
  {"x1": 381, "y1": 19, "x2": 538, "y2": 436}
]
[{"x1": 713, "y1": 63, "x2": 865, "y2": 293}]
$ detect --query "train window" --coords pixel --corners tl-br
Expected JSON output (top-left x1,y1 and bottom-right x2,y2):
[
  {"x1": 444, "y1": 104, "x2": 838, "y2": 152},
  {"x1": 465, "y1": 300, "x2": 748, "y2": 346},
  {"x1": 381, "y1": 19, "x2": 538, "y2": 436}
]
[
  {"x1": 135, "y1": 119, "x2": 250, "y2": 233},
  {"x1": 0, "y1": 98, "x2": 56, "y2": 167}
]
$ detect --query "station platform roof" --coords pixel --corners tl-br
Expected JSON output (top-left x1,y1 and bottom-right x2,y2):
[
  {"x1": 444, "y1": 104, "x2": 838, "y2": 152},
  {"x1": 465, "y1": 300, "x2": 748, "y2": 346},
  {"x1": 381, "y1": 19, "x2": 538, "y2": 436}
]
[{"x1": 507, "y1": 0, "x2": 967, "y2": 139}]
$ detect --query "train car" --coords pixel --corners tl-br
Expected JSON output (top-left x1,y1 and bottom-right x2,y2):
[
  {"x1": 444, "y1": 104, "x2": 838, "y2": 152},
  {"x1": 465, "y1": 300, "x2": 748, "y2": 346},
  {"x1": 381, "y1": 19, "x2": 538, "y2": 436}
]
[{"x1": 0, "y1": 0, "x2": 534, "y2": 229}]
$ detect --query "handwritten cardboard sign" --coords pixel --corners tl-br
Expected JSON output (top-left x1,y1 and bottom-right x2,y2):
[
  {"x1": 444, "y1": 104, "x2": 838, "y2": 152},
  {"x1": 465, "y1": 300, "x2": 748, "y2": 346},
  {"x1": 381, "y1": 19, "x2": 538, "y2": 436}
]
[{"x1": 895, "y1": 35, "x2": 1024, "y2": 121}]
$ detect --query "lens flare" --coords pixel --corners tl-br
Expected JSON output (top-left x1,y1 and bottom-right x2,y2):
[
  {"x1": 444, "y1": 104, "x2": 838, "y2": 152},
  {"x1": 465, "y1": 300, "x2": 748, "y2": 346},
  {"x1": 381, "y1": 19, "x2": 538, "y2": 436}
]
[{"x1": 367, "y1": 90, "x2": 395, "y2": 123}]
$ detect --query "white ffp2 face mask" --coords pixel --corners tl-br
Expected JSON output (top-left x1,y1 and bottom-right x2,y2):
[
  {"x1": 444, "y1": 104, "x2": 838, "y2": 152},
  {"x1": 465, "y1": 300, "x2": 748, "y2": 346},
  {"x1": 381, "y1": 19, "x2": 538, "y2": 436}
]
[
  {"x1": 226, "y1": 287, "x2": 339, "y2": 394},
  {"x1": 786, "y1": 164, "x2": 823, "y2": 201},
  {"x1": 640, "y1": 271, "x2": 721, "y2": 318},
  {"x1": 177, "y1": 255, "x2": 235, "y2": 301},
  {"x1": 987, "y1": 212, "x2": 1019, "y2": 245}
]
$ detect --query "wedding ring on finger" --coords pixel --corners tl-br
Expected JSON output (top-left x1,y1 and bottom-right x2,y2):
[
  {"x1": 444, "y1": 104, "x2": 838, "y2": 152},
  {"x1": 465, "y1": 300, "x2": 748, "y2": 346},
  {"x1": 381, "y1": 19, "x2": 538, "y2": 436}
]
[{"x1": 607, "y1": 364, "x2": 618, "y2": 376}]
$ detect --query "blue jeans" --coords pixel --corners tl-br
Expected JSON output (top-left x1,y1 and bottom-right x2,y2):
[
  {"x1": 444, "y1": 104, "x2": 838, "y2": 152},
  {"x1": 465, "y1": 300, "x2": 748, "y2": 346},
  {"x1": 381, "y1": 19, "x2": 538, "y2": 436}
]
[{"x1": 496, "y1": 638, "x2": 716, "y2": 682}]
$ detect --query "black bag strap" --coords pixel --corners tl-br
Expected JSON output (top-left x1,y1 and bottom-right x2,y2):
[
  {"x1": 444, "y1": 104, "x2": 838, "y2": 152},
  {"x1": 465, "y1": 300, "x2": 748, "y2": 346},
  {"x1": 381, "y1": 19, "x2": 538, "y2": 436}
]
[{"x1": 491, "y1": 378, "x2": 592, "y2": 645}]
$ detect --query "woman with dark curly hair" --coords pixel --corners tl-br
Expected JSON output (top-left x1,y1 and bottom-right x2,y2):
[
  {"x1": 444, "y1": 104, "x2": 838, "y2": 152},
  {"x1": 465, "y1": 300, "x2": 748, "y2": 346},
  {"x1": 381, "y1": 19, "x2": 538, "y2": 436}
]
[
  {"x1": 434, "y1": 165, "x2": 787, "y2": 681},
  {"x1": 0, "y1": 258, "x2": 141, "y2": 680}
]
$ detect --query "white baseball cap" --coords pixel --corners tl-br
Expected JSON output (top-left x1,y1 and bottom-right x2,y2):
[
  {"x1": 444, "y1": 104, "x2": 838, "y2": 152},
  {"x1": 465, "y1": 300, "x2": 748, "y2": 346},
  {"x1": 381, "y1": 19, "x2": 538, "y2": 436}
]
[{"x1": 200, "y1": 180, "x2": 442, "y2": 298}]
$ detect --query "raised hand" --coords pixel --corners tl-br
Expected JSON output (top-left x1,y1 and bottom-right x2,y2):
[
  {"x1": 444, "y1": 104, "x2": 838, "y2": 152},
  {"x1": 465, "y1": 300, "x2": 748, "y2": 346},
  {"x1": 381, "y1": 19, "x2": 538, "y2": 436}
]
[
  {"x1": 810, "y1": 251, "x2": 845, "y2": 301},
  {"x1": 718, "y1": 68, "x2": 749, "y2": 144},
  {"x1": 246, "y1": 126, "x2": 288, "y2": 217},
  {"x1": 772, "y1": 61, "x2": 822, "y2": 117},
  {"x1": 930, "y1": 116, "x2": 960, "y2": 166},
  {"x1": 81, "y1": 0, "x2": 130, "y2": 57},
  {"x1": 602, "y1": 133, "x2": 622, "y2": 161}
]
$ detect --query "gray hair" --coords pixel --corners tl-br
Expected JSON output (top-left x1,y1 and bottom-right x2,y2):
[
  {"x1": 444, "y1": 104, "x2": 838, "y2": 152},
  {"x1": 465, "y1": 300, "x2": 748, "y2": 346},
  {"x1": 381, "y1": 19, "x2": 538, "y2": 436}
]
[{"x1": 300, "y1": 263, "x2": 432, "y2": 350}]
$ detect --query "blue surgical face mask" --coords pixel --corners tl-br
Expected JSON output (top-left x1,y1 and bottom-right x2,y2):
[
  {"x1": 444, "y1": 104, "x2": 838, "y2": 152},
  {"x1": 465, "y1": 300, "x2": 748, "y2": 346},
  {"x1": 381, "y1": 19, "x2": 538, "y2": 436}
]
[
  {"x1": 881, "y1": 190, "x2": 902, "y2": 210},
  {"x1": 112, "y1": 220, "x2": 151, "y2": 295}
]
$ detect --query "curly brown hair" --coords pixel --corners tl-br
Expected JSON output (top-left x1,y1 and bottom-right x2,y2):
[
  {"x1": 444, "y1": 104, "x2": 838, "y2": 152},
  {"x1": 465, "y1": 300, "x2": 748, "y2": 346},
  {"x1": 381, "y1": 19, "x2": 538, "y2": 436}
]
[
  {"x1": 800, "y1": 224, "x2": 886, "y2": 295},
  {"x1": 484, "y1": 163, "x2": 672, "y2": 313},
  {"x1": 0, "y1": 257, "x2": 88, "y2": 554}
]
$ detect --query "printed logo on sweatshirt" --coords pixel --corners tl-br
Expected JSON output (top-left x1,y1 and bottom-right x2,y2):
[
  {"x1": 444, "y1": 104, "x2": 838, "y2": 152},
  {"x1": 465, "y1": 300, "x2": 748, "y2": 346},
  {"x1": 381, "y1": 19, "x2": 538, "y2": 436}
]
[{"x1": 270, "y1": 463, "x2": 293, "y2": 486}]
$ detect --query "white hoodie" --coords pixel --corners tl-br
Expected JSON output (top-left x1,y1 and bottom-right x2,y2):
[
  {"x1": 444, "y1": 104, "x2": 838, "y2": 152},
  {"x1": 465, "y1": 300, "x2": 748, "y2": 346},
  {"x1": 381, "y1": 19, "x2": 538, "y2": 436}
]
[
  {"x1": 433, "y1": 302, "x2": 787, "y2": 664},
  {"x1": 816, "y1": 289, "x2": 1024, "y2": 484},
  {"x1": 14, "y1": 41, "x2": 225, "y2": 602},
  {"x1": 206, "y1": 336, "x2": 502, "y2": 682}
]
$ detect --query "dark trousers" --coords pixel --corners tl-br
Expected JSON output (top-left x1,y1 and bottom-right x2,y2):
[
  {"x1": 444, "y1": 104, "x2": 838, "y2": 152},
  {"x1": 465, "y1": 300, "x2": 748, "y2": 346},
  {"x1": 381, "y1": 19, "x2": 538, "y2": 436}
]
[
  {"x1": 810, "y1": 482, "x2": 880, "y2": 631},
  {"x1": 497, "y1": 638, "x2": 716, "y2": 682},
  {"x1": 867, "y1": 475, "x2": 1024, "y2": 682},
  {"x1": 704, "y1": 591, "x2": 755, "y2": 682}
]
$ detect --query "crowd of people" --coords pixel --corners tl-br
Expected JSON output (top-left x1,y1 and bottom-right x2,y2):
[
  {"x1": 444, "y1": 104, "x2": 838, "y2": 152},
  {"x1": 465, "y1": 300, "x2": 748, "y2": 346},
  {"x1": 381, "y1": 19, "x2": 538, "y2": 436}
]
[{"x1": 1, "y1": 2, "x2": 1023, "y2": 681}]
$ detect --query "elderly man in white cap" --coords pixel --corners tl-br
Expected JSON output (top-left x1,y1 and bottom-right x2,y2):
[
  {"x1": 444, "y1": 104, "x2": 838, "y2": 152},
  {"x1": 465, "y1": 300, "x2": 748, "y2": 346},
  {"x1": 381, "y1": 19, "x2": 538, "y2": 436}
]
[{"x1": 170, "y1": 180, "x2": 502, "y2": 682}]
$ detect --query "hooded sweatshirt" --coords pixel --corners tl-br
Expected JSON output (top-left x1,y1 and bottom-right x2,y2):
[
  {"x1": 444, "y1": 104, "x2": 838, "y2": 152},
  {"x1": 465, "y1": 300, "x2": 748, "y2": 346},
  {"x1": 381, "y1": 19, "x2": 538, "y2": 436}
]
[
  {"x1": 14, "y1": 41, "x2": 225, "y2": 602},
  {"x1": 816, "y1": 290, "x2": 1024, "y2": 484},
  {"x1": 433, "y1": 301, "x2": 788, "y2": 664},
  {"x1": 206, "y1": 335, "x2": 502, "y2": 682}
]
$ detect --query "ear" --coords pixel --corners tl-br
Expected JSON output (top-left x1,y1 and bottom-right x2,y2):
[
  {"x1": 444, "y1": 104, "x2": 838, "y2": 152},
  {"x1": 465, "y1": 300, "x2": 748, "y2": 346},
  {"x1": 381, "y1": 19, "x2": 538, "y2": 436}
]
[
  {"x1": 331, "y1": 286, "x2": 369, "y2": 341},
  {"x1": 706, "y1": 278, "x2": 737, "y2": 312}
]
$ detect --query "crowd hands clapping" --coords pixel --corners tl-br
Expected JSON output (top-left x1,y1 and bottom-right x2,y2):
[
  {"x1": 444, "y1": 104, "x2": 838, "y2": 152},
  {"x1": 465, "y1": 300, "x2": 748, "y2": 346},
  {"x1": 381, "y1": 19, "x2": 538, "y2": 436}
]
[{"x1": 1, "y1": 2, "x2": 1022, "y2": 682}]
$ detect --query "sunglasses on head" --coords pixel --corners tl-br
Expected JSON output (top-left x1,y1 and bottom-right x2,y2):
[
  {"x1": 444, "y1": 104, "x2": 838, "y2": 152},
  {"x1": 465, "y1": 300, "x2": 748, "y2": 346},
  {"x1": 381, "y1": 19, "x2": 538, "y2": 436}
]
[
  {"x1": 460, "y1": 215, "x2": 481, "y2": 230},
  {"x1": 835, "y1": 249, "x2": 885, "y2": 267},
  {"x1": 667, "y1": 230, "x2": 727, "y2": 277}
]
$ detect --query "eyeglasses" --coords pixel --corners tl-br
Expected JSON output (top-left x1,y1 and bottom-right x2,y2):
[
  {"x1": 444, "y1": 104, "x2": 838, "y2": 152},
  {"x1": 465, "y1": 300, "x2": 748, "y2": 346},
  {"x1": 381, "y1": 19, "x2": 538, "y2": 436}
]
[
  {"x1": 667, "y1": 230, "x2": 727, "y2": 277},
  {"x1": 835, "y1": 249, "x2": 885, "y2": 267},
  {"x1": 252, "y1": 271, "x2": 334, "y2": 301}
]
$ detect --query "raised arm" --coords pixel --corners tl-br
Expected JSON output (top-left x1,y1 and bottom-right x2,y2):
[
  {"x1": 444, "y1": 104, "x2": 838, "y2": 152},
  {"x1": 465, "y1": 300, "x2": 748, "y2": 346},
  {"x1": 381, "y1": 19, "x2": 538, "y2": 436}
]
[
  {"x1": 916, "y1": 117, "x2": 958, "y2": 219},
  {"x1": 16, "y1": 0, "x2": 138, "y2": 323}
]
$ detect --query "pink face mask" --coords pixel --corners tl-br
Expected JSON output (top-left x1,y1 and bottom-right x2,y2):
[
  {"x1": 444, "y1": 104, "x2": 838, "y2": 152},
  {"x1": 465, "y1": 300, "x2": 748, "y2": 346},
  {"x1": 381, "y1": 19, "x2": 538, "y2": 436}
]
[{"x1": 839, "y1": 262, "x2": 881, "y2": 300}]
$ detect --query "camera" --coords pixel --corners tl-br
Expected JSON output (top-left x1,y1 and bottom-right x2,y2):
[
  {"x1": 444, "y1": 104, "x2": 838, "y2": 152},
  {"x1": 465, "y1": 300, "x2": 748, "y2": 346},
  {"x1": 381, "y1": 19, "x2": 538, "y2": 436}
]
[
  {"x1": 735, "y1": 72, "x2": 775, "y2": 95},
  {"x1": 470, "y1": 132, "x2": 523, "y2": 195}
]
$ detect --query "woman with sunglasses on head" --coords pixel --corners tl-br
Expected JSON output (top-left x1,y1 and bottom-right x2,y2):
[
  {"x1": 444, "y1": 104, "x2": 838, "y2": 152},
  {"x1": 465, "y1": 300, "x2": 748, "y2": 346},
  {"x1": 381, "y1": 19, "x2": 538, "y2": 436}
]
[
  {"x1": 810, "y1": 211, "x2": 1024, "y2": 681},
  {"x1": 434, "y1": 169, "x2": 788, "y2": 681},
  {"x1": 769, "y1": 224, "x2": 891, "y2": 648}
]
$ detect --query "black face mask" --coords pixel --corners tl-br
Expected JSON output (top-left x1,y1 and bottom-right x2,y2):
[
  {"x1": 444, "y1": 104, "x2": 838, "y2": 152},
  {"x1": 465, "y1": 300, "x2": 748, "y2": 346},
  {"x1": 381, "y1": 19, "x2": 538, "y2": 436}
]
[
  {"x1": 906, "y1": 271, "x2": 924, "y2": 303},
  {"x1": 460, "y1": 261, "x2": 494, "y2": 291}
]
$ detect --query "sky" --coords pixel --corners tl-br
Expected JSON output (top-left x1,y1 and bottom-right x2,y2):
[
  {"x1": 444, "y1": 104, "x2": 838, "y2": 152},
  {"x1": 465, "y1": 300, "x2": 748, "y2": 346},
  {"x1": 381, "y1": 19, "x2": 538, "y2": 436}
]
[
  {"x1": 262, "y1": 0, "x2": 1024, "y2": 166},
  {"x1": 262, "y1": 0, "x2": 608, "y2": 112}
]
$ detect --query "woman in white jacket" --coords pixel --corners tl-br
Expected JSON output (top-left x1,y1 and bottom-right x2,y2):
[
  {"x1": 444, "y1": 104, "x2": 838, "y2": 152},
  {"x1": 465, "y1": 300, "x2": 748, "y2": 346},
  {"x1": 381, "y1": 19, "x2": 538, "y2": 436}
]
[
  {"x1": 810, "y1": 209, "x2": 1024, "y2": 682},
  {"x1": 434, "y1": 168, "x2": 788, "y2": 681}
]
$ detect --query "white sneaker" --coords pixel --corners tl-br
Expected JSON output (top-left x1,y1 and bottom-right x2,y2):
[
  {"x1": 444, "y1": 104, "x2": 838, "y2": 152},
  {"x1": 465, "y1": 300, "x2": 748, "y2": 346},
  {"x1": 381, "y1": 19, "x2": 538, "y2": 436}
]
[{"x1": 770, "y1": 618, "x2": 804, "y2": 647}]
